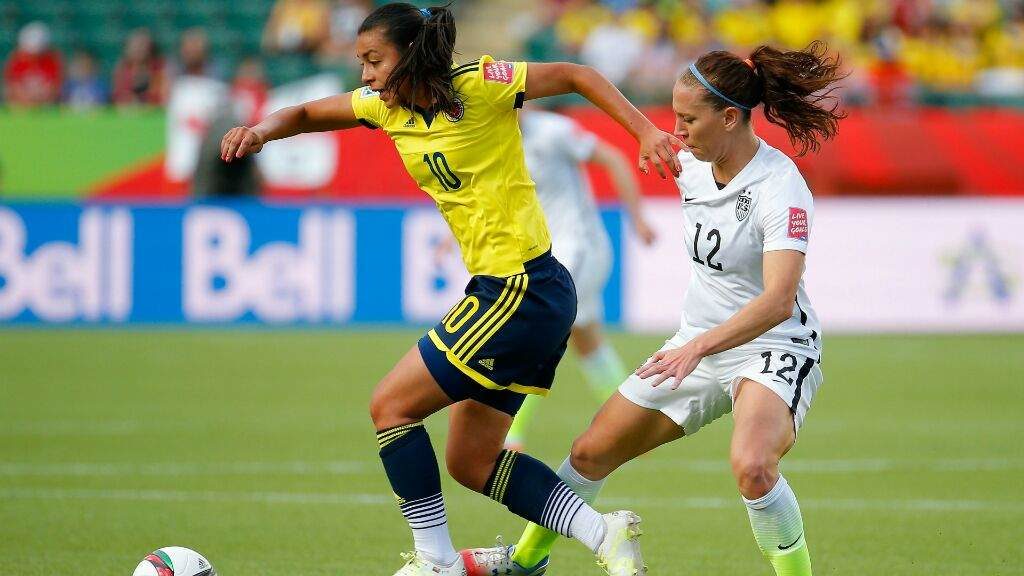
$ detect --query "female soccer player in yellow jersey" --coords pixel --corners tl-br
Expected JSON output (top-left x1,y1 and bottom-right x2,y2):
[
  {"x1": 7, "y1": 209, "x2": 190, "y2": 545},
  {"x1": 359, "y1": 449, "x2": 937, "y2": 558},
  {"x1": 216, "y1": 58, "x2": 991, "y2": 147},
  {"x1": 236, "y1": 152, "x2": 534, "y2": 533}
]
[
  {"x1": 221, "y1": 4, "x2": 681, "y2": 576},
  {"x1": 463, "y1": 42, "x2": 845, "y2": 576}
]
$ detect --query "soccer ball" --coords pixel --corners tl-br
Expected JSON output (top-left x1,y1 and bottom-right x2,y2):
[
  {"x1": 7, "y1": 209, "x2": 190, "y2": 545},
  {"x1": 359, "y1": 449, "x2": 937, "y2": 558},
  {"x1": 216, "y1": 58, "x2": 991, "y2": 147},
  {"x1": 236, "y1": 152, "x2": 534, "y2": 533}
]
[{"x1": 132, "y1": 547, "x2": 216, "y2": 576}]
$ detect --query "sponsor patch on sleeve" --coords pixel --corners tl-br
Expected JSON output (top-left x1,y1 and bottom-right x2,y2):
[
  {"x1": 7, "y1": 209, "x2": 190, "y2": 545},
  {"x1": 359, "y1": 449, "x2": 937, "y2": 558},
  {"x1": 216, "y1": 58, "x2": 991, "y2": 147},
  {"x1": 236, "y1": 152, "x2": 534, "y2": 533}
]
[
  {"x1": 788, "y1": 207, "x2": 808, "y2": 240},
  {"x1": 483, "y1": 61, "x2": 514, "y2": 84}
]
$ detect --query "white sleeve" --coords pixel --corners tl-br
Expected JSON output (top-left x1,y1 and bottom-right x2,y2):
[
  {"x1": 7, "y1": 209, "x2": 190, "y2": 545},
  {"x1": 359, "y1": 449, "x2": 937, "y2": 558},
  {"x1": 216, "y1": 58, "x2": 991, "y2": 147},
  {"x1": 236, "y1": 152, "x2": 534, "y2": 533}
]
[
  {"x1": 758, "y1": 172, "x2": 813, "y2": 254},
  {"x1": 552, "y1": 118, "x2": 598, "y2": 163}
]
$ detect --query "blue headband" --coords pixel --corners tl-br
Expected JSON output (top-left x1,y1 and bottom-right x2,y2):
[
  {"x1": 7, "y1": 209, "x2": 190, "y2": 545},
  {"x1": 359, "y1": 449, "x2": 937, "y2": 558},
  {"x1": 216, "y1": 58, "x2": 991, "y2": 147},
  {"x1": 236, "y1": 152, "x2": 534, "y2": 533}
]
[
  {"x1": 688, "y1": 62, "x2": 752, "y2": 111},
  {"x1": 420, "y1": 7, "x2": 431, "y2": 17}
]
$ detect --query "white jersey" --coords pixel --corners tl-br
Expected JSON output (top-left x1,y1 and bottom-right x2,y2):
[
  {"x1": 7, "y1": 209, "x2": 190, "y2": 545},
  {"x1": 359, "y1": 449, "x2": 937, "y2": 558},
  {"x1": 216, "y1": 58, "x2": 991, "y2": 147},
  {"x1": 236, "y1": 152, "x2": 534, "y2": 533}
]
[
  {"x1": 675, "y1": 138, "x2": 821, "y2": 359},
  {"x1": 520, "y1": 110, "x2": 613, "y2": 326},
  {"x1": 520, "y1": 110, "x2": 606, "y2": 247}
]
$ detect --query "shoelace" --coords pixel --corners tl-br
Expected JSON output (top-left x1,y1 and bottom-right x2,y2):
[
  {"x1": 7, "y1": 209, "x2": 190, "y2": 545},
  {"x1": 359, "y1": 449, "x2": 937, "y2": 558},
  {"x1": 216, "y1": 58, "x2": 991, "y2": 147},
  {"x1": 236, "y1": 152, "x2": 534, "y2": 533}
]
[
  {"x1": 473, "y1": 536, "x2": 511, "y2": 567},
  {"x1": 400, "y1": 551, "x2": 423, "y2": 567}
]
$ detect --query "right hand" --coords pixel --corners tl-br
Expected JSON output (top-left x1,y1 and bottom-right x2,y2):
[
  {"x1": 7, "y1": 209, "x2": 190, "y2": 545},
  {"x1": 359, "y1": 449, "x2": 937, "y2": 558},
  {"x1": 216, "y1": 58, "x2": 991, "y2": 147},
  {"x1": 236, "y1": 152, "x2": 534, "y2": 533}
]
[
  {"x1": 637, "y1": 126, "x2": 684, "y2": 179},
  {"x1": 221, "y1": 126, "x2": 266, "y2": 162}
]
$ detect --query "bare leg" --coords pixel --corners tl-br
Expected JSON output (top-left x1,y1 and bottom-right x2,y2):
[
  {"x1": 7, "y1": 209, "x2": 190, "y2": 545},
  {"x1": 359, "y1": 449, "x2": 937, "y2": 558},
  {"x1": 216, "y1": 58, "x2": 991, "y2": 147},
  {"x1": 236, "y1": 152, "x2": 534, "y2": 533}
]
[
  {"x1": 445, "y1": 399, "x2": 512, "y2": 492},
  {"x1": 732, "y1": 379, "x2": 813, "y2": 576},
  {"x1": 571, "y1": 391, "x2": 685, "y2": 480}
]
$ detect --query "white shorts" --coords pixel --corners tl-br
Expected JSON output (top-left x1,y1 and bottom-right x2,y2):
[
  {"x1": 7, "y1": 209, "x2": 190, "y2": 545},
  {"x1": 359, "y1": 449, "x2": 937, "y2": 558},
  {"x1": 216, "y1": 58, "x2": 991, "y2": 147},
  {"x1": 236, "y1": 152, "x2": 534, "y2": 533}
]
[
  {"x1": 618, "y1": 331, "x2": 823, "y2": 436},
  {"x1": 551, "y1": 228, "x2": 612, "y2": 327}
]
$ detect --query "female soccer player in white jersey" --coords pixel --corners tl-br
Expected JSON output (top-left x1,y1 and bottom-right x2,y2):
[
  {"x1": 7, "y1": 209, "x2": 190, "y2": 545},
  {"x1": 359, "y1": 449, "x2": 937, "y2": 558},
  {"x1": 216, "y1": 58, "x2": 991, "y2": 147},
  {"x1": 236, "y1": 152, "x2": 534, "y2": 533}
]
[
  {"x1": 504, "y1": 107, "x2": 656, "y2": 451},
  {"x1": 463, "y1": 41, "x2": 845, "y2": 576},
  {"x1": 221, "y1": 4, "x2": 682, "y2": 576}
]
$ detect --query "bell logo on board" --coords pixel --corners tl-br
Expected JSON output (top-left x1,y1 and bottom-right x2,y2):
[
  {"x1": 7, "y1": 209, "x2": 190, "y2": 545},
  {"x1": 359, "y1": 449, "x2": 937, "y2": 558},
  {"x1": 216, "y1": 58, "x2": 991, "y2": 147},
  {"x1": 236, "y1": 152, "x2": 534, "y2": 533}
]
[{"x1": 0, "y1": 208, "x2": 132, "y2": 322}]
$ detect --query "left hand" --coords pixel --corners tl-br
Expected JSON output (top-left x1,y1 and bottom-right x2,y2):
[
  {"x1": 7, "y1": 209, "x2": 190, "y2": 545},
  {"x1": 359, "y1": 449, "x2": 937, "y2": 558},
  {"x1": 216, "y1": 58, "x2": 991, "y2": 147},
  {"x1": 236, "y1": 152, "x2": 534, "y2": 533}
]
[
  {"x1": 638, "y1": 126, "x2": 684, "y2": 179},
  {"x1": 635, "y1": 343, "x2": 704, "y2": 389},
  {"x1": 632, "y1": 216, "x2": 657, "y2": 245}
]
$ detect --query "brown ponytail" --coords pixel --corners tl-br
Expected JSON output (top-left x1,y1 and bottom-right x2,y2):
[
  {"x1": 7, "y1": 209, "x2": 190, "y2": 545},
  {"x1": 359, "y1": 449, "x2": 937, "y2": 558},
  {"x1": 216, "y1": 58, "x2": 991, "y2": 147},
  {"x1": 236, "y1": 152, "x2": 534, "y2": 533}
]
[
  {"x1": 359, "y1": 3, "x2": 458, "y2": 112},
  {"x1": 683, "y1": 41, "x2": 847, "y2": 156}
]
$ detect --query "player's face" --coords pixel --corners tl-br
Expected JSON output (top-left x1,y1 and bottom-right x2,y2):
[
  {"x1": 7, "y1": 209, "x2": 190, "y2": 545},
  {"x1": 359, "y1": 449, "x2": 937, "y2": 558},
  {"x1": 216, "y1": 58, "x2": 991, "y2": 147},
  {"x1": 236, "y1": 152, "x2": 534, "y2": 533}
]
[
  {"x1": 356, "y1": 28, "x2": 402, "y2": 108},
  {"x1": 672, "y1": 81, "x2": 726, "y2": 162}
]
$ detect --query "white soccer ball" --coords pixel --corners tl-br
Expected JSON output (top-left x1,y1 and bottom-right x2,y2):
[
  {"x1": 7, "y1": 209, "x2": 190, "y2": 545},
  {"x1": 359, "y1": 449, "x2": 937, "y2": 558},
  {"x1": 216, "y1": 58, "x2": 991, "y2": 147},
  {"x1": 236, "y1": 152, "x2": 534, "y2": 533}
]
[{"x1": 132, "y1": 547, "x2": 216, "y2": 576}]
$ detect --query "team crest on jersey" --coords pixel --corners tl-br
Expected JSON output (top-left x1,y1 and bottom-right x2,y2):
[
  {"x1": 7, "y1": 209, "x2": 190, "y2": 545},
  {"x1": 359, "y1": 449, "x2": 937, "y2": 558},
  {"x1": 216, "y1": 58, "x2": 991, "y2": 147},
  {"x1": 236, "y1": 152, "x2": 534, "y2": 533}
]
[
  {"x1": 735, "y1": 189, "x2": 752, "y2": 221},
  {"x1": 443, "y1": 97, "x2": 465, "y2": 122},
  {"x1": 359, "y1": 86, "x2": 378, "y2": 99}
]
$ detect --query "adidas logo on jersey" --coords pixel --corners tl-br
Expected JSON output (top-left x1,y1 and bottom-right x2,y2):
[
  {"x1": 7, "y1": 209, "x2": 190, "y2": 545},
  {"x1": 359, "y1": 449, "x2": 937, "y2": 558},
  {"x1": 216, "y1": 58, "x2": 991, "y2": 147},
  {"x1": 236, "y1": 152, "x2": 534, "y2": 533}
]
[
  {"x1": 478, "y1": 358, "x2": 495, "y2": 371},
  {"x1": 403, "y1": 117, "x2": 415, "y2": 127}
]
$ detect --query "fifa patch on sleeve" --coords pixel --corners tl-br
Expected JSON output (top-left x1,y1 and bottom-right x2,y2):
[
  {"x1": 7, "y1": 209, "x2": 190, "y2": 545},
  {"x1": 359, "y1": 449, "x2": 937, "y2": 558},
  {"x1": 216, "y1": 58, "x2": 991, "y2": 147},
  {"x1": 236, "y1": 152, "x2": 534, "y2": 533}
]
[
  {"x1": 788, "y1": 207, "x2": 808, "y2": 240},
  {"x1": 483, "y1": 61, "x2": 514, "y2": 84},
  {"x1": 359, "y1": 86, "x2": 378, "y2": 99}
]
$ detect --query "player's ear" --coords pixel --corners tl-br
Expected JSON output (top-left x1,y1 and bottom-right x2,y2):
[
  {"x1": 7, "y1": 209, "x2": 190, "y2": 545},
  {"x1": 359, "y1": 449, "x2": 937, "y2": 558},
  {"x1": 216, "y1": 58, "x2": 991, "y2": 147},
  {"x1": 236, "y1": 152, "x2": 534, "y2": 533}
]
[{"x1": 723, "y1": 107, "x2": 741, "y2": 131}]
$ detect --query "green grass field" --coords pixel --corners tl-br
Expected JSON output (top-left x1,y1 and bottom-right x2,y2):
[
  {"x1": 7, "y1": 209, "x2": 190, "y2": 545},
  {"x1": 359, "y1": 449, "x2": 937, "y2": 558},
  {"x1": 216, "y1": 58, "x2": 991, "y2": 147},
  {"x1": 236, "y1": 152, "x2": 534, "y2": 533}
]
[{"x1": 1, "y1": 330, "x2": 1021, "y2": 575}]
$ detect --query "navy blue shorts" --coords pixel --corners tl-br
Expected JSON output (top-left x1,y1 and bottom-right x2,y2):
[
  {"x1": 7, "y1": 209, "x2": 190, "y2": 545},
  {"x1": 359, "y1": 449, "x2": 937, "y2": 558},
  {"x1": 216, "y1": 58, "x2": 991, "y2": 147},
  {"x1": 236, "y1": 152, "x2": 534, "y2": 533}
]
[{"x1": 418, "y1": 251, "x2": 577, "y2": 417}]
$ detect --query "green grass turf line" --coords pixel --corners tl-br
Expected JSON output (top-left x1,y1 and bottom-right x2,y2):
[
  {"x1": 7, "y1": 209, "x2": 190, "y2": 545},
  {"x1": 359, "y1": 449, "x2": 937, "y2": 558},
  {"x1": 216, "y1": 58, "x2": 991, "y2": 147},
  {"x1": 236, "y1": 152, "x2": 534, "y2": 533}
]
[
  {"x1": 0, "y1": 331, "x2": 1020, "y2": 575},
  {"x1": 0, "y1": 109, "x2": 165, "y2": 198}
]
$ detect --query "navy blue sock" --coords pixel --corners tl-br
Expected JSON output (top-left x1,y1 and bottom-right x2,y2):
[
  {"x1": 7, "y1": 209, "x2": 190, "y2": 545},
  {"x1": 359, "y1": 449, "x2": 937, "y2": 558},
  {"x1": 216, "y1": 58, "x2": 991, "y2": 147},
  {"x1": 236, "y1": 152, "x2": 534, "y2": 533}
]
[
  {"x1": 377, "y1": 423, "x2": 456, "y2": 563},
  {"x1": 483, "y1": 449, "x2": 589, "y2": 538}
]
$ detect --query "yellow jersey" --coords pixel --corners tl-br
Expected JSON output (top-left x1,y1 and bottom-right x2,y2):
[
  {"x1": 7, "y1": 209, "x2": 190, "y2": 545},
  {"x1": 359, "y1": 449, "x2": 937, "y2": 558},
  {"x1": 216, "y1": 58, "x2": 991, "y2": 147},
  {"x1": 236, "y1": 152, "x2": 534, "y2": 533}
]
[{"x1": 350, "y1": 55, "x2": 551, "y2": 277}]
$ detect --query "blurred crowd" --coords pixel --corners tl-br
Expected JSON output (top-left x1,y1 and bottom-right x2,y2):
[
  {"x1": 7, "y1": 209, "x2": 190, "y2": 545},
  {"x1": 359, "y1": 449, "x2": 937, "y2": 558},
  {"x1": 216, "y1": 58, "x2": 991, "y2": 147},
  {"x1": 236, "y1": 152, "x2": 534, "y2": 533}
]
[
  {"x1": 512, "y1": 0, "x2": 1024, "y2": 106},
  {"x1": 3, "y1": 0, "x2": 1024, "y2": 110},
  {"x1": 0, "y1": 0, "x2": 378, "y2": 110}
]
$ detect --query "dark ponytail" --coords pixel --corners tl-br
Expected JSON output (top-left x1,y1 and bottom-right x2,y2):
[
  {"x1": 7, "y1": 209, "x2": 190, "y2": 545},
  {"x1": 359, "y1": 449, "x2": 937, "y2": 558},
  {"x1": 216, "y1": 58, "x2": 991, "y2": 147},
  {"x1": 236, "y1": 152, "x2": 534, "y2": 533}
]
[
  {"x1": 359, "y1": 2, "x2": 458, "y2": 112},
  {"x1": 683, "y1": 41, "x2": 846, "y2": 156}
]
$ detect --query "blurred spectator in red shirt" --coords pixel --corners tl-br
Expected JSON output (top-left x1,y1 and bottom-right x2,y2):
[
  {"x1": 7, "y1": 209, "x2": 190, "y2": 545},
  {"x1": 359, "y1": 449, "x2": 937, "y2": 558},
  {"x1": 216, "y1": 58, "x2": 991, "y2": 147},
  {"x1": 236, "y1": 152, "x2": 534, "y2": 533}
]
[
  {"x1": 3, "y1": 22, "x2": 63, "y2": 107},
  {"x1": 231, "y1": 56, "x2": 269, "y2": 126},
  {"x1": 112, "y1": 29, "x2": 168, "y2": 106}
]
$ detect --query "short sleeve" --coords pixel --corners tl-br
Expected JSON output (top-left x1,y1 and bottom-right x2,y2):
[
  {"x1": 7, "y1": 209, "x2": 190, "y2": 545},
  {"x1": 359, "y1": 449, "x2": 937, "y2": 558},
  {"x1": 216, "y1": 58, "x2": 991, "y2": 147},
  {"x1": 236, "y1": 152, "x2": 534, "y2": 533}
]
[
  {"x1": 350, "y1": 86, "x2": 386, "y2": 129},
  {"x1": 552, "y1": 118, "x2": 598, "y2": 163},
  {"x1": 758, "y1": 172, "x2": 813, "y2": 254},
  {"x1": 478, "y1": 55, "x2": 527, "y2": 110}
]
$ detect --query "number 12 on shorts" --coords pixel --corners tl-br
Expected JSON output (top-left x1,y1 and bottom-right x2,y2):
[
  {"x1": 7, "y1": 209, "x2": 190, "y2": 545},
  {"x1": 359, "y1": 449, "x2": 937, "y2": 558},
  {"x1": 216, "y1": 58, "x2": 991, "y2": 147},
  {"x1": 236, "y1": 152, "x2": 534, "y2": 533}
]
[{"x1": 760, "y1": 351, "x2": 798, "y2": 386}]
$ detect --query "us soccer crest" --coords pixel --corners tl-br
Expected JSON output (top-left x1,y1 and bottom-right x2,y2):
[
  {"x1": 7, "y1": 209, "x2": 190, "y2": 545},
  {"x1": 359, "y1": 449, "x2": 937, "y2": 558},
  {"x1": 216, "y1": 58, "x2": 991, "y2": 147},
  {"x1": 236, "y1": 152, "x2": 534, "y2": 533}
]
[
  {"x1": 443, "y1": 97, "x2": 465, "y2": 123},
  {"x1": 735, "y1": 189, "x2": 752, "y2": 221}
]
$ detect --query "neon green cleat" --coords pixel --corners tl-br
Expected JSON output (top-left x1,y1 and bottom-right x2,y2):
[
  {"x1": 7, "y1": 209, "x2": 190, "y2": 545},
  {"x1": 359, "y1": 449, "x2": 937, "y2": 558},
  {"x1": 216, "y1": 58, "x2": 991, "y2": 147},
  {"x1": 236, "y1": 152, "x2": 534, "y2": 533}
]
[{"x1": 596, "y1": 511, "x2": 647, "y2": 576}]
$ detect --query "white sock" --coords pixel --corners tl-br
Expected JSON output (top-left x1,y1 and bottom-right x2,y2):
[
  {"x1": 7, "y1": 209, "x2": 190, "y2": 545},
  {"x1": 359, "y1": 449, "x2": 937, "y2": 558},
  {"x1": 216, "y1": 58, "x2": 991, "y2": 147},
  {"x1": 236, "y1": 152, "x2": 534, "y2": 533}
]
[
  {"x1": 558, "y1": 457, "x2": 608, "y2": 552},
  {"x1": 401, "y1": 493, "x2": 459, "y2": 566},
  {"x1": 568, "y1": 504, "x2": 607, "y2": 553},
  {"x1": 742, "y1": 474, "x2": 806, "y2": 555},
  {"x1": 579, "y1": 343, "x2": 627, "y2": 398},
  {"x1": 557, "y1": 456, "x2": 606, "y2": 504}
]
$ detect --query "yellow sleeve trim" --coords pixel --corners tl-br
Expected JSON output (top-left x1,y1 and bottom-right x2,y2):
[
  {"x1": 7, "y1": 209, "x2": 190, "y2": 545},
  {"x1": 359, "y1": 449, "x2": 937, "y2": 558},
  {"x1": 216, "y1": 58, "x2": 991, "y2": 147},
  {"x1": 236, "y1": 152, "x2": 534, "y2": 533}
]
[{"x1": 427, "y1": 329, "x2": 550, "y2": 397}]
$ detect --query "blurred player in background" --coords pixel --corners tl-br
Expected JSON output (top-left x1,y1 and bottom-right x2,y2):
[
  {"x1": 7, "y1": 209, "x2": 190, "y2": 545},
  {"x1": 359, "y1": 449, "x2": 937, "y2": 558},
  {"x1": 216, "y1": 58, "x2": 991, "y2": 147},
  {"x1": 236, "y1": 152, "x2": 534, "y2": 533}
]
[
  {"x1": 463, "y1": 42, "x2": 845, "y2": 576},
  {"x1": 505, "y1": 106, "x2": 656, "y2": 451},
  {"x1": 221, "y1": 3, "x2": 682, "y2": 576}
]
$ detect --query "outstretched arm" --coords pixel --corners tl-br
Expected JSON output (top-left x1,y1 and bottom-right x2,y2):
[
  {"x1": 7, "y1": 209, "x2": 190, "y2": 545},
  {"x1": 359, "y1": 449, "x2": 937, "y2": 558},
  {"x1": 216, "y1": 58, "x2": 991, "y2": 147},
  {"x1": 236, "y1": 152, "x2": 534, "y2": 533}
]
[
  {"x1": 221, "y1": 93, "x2": 362, "y2": 161},
  {"x1": 525, "y1": 62, "x2": 683, "y2": 179}
]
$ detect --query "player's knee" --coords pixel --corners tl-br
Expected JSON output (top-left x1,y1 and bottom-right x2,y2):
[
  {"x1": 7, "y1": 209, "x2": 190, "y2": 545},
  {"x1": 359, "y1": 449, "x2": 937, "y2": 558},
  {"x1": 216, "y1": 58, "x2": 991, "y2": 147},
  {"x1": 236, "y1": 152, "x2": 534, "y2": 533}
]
[
  {"x1": 569, "y1": 434, "x2": 614, "y2": 481},
  {"x1": 445, "y1": 454, "x2": 491, "y2": 493},
  {"x1": 730, "y1": 451, "x2": 778, "y2": 499},
  {"x1": 369, "y1": 383, "x2": 401, "y2": 430}
]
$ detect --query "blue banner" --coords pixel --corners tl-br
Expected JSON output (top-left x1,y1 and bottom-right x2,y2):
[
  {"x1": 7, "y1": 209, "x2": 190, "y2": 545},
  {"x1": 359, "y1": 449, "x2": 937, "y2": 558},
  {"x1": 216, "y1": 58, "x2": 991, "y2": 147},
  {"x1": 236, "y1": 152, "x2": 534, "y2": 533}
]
[{"x1": 0, "y1": 202, "x2": 622, "y2": 326}]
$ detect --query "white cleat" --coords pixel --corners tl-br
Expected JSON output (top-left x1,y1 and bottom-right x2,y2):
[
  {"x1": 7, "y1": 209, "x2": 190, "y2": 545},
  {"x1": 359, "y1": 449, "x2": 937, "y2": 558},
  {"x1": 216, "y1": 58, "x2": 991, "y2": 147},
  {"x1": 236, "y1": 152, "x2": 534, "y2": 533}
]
[
  {"x1": 461, "y1": 537, "x2": 549, "y2": 576},
  {"x1": 595, "y1": 511, "x2": 647, "y2": 576},
  {"x1": 393, "y1": 551, "x2": 467, "y2": 576}
]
